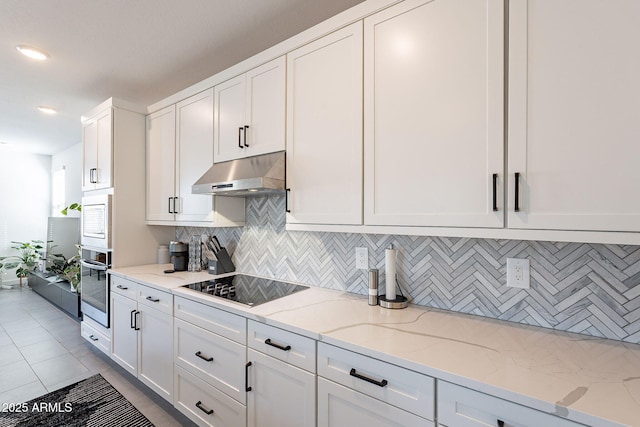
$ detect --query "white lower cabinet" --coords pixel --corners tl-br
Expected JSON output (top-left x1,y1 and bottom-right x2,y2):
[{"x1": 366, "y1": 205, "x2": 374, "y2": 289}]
[
  {"x1": 80, "y1": 316, "x2": 111, "y2": 356},
  {"x1": 175, "y1": 365, "x2": 247, "y2": 427},
  {"x1": 246, "y1": 322, "x2": 316, "y2": 427},
  {"x1": 110, "y1": 278, "x2": 173, "y2": 402},
  {"x1": 318, "y1": 377, "x2": 431, "y2": 427},
  {"x1": 437, "y1": 381, "x2": 586, "y2": 427},
  {"x1": 317, "y1": 343, "x2": 435, "y2": 423},
  {"x1": 173, "y1": 296, "x2": 247, "y2": 427}
]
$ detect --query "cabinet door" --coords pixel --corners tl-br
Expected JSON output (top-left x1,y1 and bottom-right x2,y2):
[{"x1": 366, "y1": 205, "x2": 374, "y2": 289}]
[
  {"x1": 438, "y1": 381, "x2": 584, "y2": 427},
  {"x1": 138, "y1": 306, "x2": 173, "y2": 402},
  {"x1": 286, "y1": 22, "x2": 363, "y2": 225},
  {"x1": 82, "y1": 119, "x2": 98, "y2": 191},
  {"x1": 110, "y1": 293, "x2": 138, "y2": 377},
  {"x1": 95, "y1": 108, "x2": 113, "y2": 190},
  {"x1": 245, "y1": 56, "x2": 286, "y2": 156},
  {"x1": 364, "y1": 0, "x2": 504, "y2": 228},
  {"x1": 214, "y1": 74, "x2": 245, "y2": 162},
  {"x1": 508, "y1": 0, "x2": 640, "y2": 232},
  {"x1": 247, "y1": 349, "x2": 316, "y2": 427},
  {"x1": 176, "y1": 89, "x2": 215, "y2": 222},
  {"x1": 82, "y1": 108, "x2": 112, "y2": 191},
  {"x1": 146, "y1": 105, "x2": 176, "y2": 222},
  {"x1": 318, "y1": 378, "x2": 431, "y2": 427}
]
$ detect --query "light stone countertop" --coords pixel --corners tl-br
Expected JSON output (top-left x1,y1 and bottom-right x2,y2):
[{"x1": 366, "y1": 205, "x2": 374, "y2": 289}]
[{"x1": 109, "y1": 265, "x2": 640, "y2": 427}]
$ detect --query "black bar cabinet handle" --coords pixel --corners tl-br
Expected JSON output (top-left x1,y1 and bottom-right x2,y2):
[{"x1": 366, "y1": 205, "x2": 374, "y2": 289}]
[
  {"x1": 492, "y1": 173, "x2": 498, "y2": 212},
  {"x1": 117, "y1": 284, "x2": 128, "y2": 290},
  {"x1": 130, "y1": 310, "x2": 136, "y2": 329},
  {"x1": 244, "y1": 125, "x2": 249, "y2": 147},
  {"x1": 497, "y1": 420, "x2": 505, "y2": 427},
  {"x1": 89, "y1": 335, "x2": 98, "y2": 342},
  {"x1": 195, "y1": 401, "x2": 214, "y2": 415},
  {"x1": 146, "y1": 296, "x2": 160, "y2": 303},
  {"x1": 173, "y1": 197, "x2": 179, "y2": 213},
  {"x1": 285, "y1": 188, "x2": 291, "y2": 213},
  {"x1": 265, "y1": 338, "x2": 291, "y2": 352},
  {"x1": 168, "y1": 197, "x2": 173, "y2": 214},
  {"x1": 238, "y1": 127, "x2": 244, "y2": 148},
  {"x1": 245, "y1": 362, "x2": 252, "y2": 392},
  {"x1": 349, "y1": 368, "x2": 388, "y2": 387},
  {"x1": 514, "y1": 172, "x2": 520, "y2": 212},
  {"x1": 195, "y1": 351, "x2": 214, "y2": 362},
  {"x1": 134, "y1": 311, "x2": 140, "y2": 330}
]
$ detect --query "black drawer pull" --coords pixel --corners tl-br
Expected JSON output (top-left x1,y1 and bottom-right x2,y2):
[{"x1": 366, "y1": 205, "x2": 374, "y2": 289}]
[
  {"x1": 195, "y1": 351, "x2": 213, "y2": 362},
  {"x1": 145, "y1": 296, "x2": 160, "y2": 303},
  {"x1": 89, "y1": 335, "x2": 99, "y2": 342},
  {"x1": 497, "y1": 420, "x2": 505, "y2": 427},
  {"x1": 244, "y1": 125, "x2": 249, "y2": 147},
  {"x1": 196, "y1": 401, "x2": 214, "y2": 415},
  {"x1": 245, "y1": 362, "x2": 252, "y2": 392},
  {"x1": 349, "y1": 368, "x2": 388, "y2": 387},
  {"x1": 134, "y1": 311, "x2": 140, "y2": 331},
  {"x1": 492, "y1": 173, "x2": 498, "y2": 212},
  {"x1": 514, "y1": 172, "x2": 520, "y2": 212},
  {"x1": 117, "y1": 284, "x2": 128, "y2": 290},
  {"x1": 238, "y1": 127, "x2": 244, "y2": 148},
  {"x1": 265, "y1": 338, "x2": 291, "y2": 352},
  {"x1": 130, "y1": 310, "x2": 136, "y2": 329}
]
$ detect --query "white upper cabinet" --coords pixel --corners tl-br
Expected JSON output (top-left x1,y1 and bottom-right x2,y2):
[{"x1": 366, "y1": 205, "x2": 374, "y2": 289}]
[
  {"x1": 286, "y1": 22, "x2": 363, "y2": 225},
  {"x1": 82, "y1": 106, "x2": 113, "y2": 191},
  {"x1": 363, "y1": 0, "x2": 504, "y2": 228},
  {"x1": 175, "y1": 89, "x2": 217, "y2": 223},
  {"x1": 146, "y1": 90, "x2": 245, "y2": 226},
  {"x1": 508, "y1": 0, "x2": 640, "y2": 232},
  {"x1": 146, "y1": 105, "x2": 176, "y2": 223},
  {"x1": 214, "y1": 56, "x2": 286, "y2": 163}
]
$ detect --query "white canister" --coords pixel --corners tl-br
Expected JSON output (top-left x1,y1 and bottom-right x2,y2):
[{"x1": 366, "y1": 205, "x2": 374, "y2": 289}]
[{"x1": 157, "y1": 245, "x2": 170, "y2": 264}]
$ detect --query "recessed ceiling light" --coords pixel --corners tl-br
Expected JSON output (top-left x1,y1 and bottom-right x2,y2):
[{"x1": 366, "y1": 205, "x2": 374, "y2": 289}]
[
  {"x1": 37, "y1": 106, "x2": 57, "y2": 114},
  {"x1": 16, "y1": 45, "x2": 49, "y2": 61}
]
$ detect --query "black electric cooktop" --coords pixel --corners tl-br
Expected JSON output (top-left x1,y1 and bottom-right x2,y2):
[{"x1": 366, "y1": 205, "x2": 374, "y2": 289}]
[{"x1": 182, "y1": 274, "x2": 308, "y2": 307}]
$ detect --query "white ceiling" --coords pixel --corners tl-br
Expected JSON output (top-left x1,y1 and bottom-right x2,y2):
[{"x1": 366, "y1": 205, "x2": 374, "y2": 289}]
[{"x1": 0, "y1": 0, "x2": 363, "y2": 155}]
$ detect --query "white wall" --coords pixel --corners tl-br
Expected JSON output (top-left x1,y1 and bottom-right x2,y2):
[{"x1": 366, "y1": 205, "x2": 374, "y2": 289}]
[
  {"x1": 0, "y1": 151, "x2": 51, "y2": 284},
  {"x1": 51, "y1": 143, "x2": 82, "y2": 218}
]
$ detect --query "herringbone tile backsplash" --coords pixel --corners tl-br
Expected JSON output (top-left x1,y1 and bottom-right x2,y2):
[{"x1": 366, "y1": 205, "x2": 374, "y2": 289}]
[{"x1": 178, "y1": 195, "x2": 640, "y2": 344}]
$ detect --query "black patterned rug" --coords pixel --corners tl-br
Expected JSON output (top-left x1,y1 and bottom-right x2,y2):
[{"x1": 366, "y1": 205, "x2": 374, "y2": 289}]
[{"x1": 0, "y1": 374, "x2": 154, "y2": 427}]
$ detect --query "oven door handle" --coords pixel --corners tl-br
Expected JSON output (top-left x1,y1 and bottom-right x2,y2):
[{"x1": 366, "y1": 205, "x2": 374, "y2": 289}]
[{"x1": 80, "y1": 259, "x2": 109, "y2": 271}]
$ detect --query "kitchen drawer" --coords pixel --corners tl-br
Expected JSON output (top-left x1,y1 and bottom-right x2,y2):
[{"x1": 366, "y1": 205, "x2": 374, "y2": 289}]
[
  {"x1": 110, "y1": 275, "x2": 138, "y2": 299},
  {"x1": 81, "y1": 317, "x2": 111, "y2": 356},
  {"x1": 174, "y1": 318, "x2": 246, "y2": 405},
  {"x1": 317, "y1": 342, "x2": 434, "y2": 421},
  {"x1": 438, "y1": 381, "x2": 586, "y2": 427},
  {"x1": 248, "y1": 320, "x2": 316, "y2": 372},
  {"x1": 174, "y1": 296, "x2": 246, "y2": 345},
  {"x1": 174, "y1": 365, "x2": 246, "y2": 427},
  {"x1": 318, "y1": 377, "x2": 433, "y2": 427},
  {"x1": 137, "y1": 283, "x2": 172, "y2": 315}
]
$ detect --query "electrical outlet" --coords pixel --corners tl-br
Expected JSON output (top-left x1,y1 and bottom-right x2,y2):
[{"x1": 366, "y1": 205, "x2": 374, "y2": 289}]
[
  {"x1": 355, "y1": 247, "x2": 368, "y2": 269},
  {"x1": 507, "y1": 258, "x2": 530, "y2": 289}
]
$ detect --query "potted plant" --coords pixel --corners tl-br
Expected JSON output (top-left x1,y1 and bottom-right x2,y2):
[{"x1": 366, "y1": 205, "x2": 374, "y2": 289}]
[
  {"x1": 47, "y1": 245, "x2": 81, "y2": 292},
  {"x1": 61, "y1": 203, "x2": 81, "y2": 216},
  {"x1": 0, "y1": 240, "x2": 46, "y2": 288}
]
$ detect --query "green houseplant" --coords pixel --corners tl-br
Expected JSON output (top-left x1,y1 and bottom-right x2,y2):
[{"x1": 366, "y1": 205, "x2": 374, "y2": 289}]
[
  {"x1": 0, "y1": 240, "x2": 46, "y2": 288},
  {"x1": 60, "y1": 203, "x2": 81, "y2": 216}
]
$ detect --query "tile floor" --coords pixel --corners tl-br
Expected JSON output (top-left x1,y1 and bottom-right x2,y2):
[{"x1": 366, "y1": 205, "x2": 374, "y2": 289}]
[{"x1": 0, "y1": 286, "x2": 195, "y2": 426}]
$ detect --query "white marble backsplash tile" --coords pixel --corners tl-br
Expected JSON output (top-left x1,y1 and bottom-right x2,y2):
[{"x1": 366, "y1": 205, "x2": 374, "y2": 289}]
[{"x1": 178, "y1": 195, "x2": 640, "y2": 344}]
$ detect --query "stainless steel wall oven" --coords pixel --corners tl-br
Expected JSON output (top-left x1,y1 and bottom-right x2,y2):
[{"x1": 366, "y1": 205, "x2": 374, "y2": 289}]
[{"x1": 80, "y1": 248, "x2": 111, "y2": 327}]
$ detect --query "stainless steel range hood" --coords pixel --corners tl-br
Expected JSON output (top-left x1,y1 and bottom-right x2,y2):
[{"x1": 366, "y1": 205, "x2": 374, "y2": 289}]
[{"x1": 192, "y1": 151, "x2": 285, "y2": 196}]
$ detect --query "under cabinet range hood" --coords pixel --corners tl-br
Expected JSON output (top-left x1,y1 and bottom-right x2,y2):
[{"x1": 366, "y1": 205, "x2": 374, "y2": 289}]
[{"x1": 192, "y1": 151, "x2": 285, "y2": 196}]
